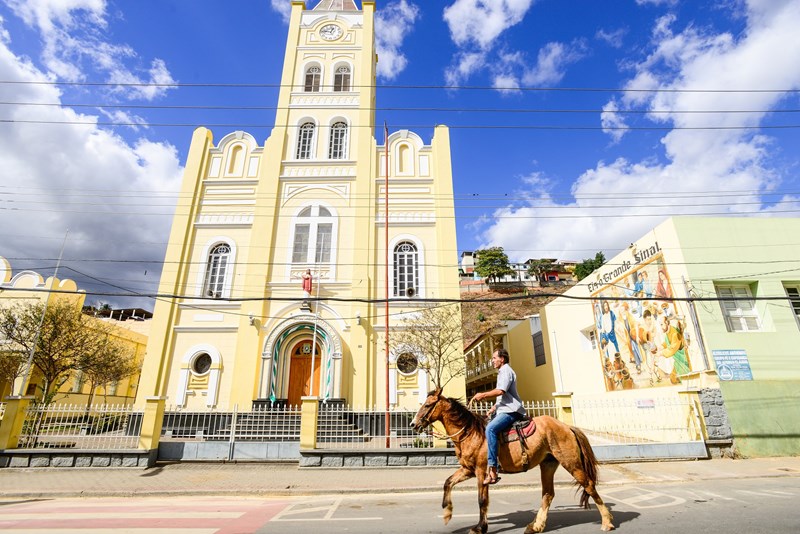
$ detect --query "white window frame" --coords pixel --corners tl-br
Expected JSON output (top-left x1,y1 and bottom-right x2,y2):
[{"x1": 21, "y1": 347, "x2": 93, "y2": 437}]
[
  {"x1": 202, "y1": 243, "x2": 231, "y2": 299},
  {"x1": 304, "y1": 64, "x2": 321, "y2": 92},
  {"x1": 196, "y1": 237, "x2": 237, "y2": 299},
  {"x1": 717, "y1": 284, "x2": 761, "y2": 332},
  {"x1": 295, "y1": 121, "x2": 316, "y2": 160},
  {"x1": 328, "y1": 120, "x2": 348, "y2": 160},
  {"x1": 333, "y1": 65, "x2": 351, "y2": 92},
  {"x1": 289, "y1": 204, "x2": 338, "y2": 268}
]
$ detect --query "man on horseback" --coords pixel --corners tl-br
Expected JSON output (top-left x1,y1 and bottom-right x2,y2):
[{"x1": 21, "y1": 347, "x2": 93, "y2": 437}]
[{"x1": 469, "y1": 349, "x2": 526, "y2": 485}]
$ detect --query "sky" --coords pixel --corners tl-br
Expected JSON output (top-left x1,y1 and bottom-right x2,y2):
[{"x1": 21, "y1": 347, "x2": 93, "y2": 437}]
[{"x1": 1, "y1": 0, "x2": 799, "y2": 310}]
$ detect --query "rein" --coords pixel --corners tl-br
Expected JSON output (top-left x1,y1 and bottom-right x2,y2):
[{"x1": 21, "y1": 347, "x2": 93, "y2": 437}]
[{"x1": 426, "y1": 424, "x2": 468, "y2": 442}]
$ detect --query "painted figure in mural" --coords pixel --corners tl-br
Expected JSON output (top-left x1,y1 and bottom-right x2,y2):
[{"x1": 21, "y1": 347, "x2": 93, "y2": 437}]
[
  {"x1": 632, "y1": 272, "x2": 644, "y2": 316},
  {"x1": 600, "y1": 300, "x2": 620, "y2": 355},
  {"x1": 619, "y1": 301, "x2": 643, "y2": 373},
  {"x1": 657, "y1": 315, "x2": 691, "y2": 384},
  {"x1": 638, "y1": 308, "x2": 663, "y2": 385},
  {"x1": 640, "y1": 270, "x2": 654, "y2": 299},
  {"x1": 655, "y1": 268, "x2": 672, "y2": 300},
  {"x1": 302, "y1": 269, "x2": 313, "y2": 298},
  {"x1": 469, "y1": 349, "x2": 526, "y2": 485}
]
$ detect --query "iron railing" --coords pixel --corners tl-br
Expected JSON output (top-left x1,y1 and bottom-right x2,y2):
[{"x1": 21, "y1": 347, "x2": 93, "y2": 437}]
[
  {"x1": 160, "y1": 404, "x2": 302, "y2": 443},
  {"x1": 17, "y1": 403, "x2": 143, "y2": 450},
  {"x1": 315, "y1": 404, "x2": 434, "y2": 450}
]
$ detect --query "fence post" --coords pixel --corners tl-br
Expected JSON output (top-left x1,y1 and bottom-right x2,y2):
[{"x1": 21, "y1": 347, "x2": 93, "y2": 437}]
[
  {"x1": 228, "y1": 404, "x2": 239, "y2": 461},
  {"x1": 677, "y1": 388, "x2": 708, "y2": 441},
  {"x1": 138, "y1": 396, "x2": 166, "y2": 456},
  {"x1": 552, "y1": 392, "x2": 574, "y2": 426},
  {"x1": 300, "y1": 396, "x2": 319, "y2": 450},
  {"x1": 0, "y1": 396, "x2": 34, "y2": 450}
]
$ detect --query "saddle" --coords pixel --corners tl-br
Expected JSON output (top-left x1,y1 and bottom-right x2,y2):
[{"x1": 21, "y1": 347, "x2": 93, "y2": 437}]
[{"x1": 500, "y1": 417, "x2": 536, "y2": 471}]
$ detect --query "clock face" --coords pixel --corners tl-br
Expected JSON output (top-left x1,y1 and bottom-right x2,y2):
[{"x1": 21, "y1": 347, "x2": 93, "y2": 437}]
[
  {"x1": 302, "y1": 343, "x2": 312, "y2": 354},
  {"x1": 319, "y1": 24, "x2": 342, "y2": 41}
]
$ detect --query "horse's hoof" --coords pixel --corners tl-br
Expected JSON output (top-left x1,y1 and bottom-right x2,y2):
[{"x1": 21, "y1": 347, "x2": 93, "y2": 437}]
[
  {"x1": 443, "y1": 509, "x2": 452, "y2": 525},
  {"x1": 525, "y1": 523, "x2": 545, "y2": 533},
  {"x1": 601, "y1": 524, "x2": 616, "y2": 531}
]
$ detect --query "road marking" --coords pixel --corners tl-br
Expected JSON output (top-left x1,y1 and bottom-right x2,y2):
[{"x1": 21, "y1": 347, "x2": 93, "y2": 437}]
[
  {"x1": 270, "y1": 499, "x2": 381, "y2": 522},
  {"x1": 696, "y1": 490, "x2": 743, "y2": 502},
  {"x1": 0, "y1": 530, "x2": 217, "y2": 534},
  {"x1": 602, "y1": 486, "x2": 686, "y2": 509},
  {"x1": 0, "y1": 512, "x2": 242, "y2": 520},
  {"x1": 736, "y1": 489, "x2": 792, "y2": 498}
]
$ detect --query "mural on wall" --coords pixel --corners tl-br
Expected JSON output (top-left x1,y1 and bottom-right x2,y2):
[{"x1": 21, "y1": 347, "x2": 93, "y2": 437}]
[{"x1": 590, "y1": 245, "x2": 703, "y2": 391}]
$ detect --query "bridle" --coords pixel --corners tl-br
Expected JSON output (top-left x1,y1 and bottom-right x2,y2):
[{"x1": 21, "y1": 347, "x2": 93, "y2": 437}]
[{"x1": 415, "y1": 395, "x2": 469, "y2": 443}]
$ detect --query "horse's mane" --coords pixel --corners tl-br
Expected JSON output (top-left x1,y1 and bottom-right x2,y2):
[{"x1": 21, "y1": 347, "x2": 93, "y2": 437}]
[{"x1": 442, "y1": 395, "x2": 486, "y2": 434}]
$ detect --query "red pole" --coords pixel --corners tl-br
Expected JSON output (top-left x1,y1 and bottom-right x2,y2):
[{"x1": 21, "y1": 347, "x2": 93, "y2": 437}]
[{"x1": 384, "y1": 122, "x2": 390, "y2": 448}]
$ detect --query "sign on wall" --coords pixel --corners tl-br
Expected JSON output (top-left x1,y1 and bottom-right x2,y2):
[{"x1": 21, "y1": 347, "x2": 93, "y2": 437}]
[
  {"x1": 591, "y1": 244, "x2": 704, "y2": 391},
  {"x1": 711, "y1": 349, "x2": 753, "y2": 381}
]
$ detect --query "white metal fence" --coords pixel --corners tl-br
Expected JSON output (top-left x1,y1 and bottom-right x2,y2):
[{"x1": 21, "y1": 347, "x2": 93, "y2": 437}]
[
  {"x1": 161, "y1": 404, "x2": 301, "y2": 443},
  {"x1": 315, "y1": 405, "x2": 434, "y2": 450},
  {"x1": 0, "y1": 402, "x2": 6, "y2": 421},
  {"x1": 17, "y1": 403, "x2": 144, "y2": 450},
  {"x1": 470, "y1": 400, "x2": 560, "y2": 420},
  {"x1": 572, "y1": 396, "x2": 702, "y2": 444}
]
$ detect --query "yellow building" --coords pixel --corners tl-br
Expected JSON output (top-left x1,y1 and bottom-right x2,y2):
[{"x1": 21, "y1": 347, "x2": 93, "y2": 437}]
[
  {"x1": 136, "y1": 0, "x2": 464, "y2": 411},
  {"x1": 0, "y1": 257, "x2": 147, "y2": 406}
]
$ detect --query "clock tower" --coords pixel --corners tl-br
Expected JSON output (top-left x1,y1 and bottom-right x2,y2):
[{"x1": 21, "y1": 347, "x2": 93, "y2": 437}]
[{"x1": 138, "y1": 0, "x2": 465, "y2": 411}]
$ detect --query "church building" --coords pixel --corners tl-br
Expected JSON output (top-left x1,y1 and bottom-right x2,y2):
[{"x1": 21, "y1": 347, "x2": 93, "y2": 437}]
[{"x1": 136, "y1": 0, "x2": 464, "y2": 410}]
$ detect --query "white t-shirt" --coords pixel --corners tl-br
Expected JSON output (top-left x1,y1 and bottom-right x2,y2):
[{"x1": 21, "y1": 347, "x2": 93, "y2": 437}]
[{"x1": 495, "y1": 364, "x2": 526, "y2": 416}]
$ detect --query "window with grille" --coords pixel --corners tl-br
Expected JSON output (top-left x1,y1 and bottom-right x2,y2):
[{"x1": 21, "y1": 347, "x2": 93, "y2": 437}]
[
  {"x1": 203, "y1": 244, "x2": 231, "y2": 299},
  {"x1": 717, "y1": 285, "x2": 761, "y2": 332},
  {"x1": 785, "y1": 285, "x2": 800, "y2": 328},
  {"x1": 328, "y1": 122, "x2": 347, "y2": 159},
  {"x1": 393, "y1": 241, "x2": 419, "y2": 297},
  {"x1": 291, "y1": 205, "x2": 336, "y2": 265},
  {"x1": 296, "y1": 122, "x2": 315, "y2": 159},
  {"x1": 333, "y1": 66, "x2": 351, "y2": 92},
  {"x1": 304, "y1": 66, "x2": 321, "y2": 92}
]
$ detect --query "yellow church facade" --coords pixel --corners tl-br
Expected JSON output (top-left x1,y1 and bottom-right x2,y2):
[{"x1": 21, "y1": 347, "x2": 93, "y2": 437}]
[{"x1": 136, "y1": 0, "x2": 464, "y2": 412}]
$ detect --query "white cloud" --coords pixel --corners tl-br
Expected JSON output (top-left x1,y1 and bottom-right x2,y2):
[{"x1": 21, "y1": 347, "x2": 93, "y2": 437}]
[
  {"x1": 375, "y1": 0, "x2": 420, "y2": 80},
  {"x1": 600, "y1": 100, "x2": 628, "y2": 143},
  {"x1": 0, "y1": 18, "x2": 183, "y2": 307},
  {"x1": 521, "y1": 40, "x2": 587, "y2": 86},
  {"x1": 270, "y1": 0, "x2": 292, "y2": 23},
  {"x1": 636, "y1": 0, "x2": 679, "y2": 6},
  {"x1": 443, "y1": 0, "x2": 535, "y2": 50},
  {"x1": 5, "y1": 0, "x2": 176, "y2": 101},
  {"x1": 445, "y1": 51, "x2": 486, "y2": 87},
  {"x1": 477, "y1": 0, "x2": 800, "y2": 261},
  {"x1": 596, "y1": 27, "x2": 627, "y2": 48}
]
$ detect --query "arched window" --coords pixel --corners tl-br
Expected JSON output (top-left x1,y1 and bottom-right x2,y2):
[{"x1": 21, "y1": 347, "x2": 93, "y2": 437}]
[
  {"x1": 203, "y1": 244, "x2": 231, "y2": 299},
  {"x1": 398, "y1": 144, "x2": 411, "y2": 174},
  {"x1": 291, "y1": 205, "x2": 336, "y2": 264},
  {"x1": 296, "y1": 122, "x2": 315, "y2": 159},
  {"x1": 393, "y1": 241, "x2": 419, "y2": 297},
  {"x1": 328, "y1": 122, "x2": 348, "y2": 159},
  {"x1": 304, "y1": 65, "x2": 321, "y2": 92},
  {"x1": 333, "y1": 65, "x2": 351, "y2": 92},
  {"x1": 227, "y1": 144, "x2": 243, "y2": 175}
]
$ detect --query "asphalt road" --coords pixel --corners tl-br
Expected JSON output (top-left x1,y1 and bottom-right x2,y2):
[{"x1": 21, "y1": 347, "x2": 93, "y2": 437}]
[{"x1": 1, "y1": 476, "x2": 798, "y2": 533}]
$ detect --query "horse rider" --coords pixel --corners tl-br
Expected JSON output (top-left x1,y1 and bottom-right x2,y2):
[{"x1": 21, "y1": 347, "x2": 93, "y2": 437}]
[{"x1": 470, "y1": 348, "x2": 526, "y2": 485}]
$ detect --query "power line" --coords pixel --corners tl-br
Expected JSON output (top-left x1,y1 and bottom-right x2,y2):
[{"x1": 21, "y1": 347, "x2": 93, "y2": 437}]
[
  {"x1": 4, "y1": 100, "x2": 799, "y2": 115},
  {"x1": 2, "y1": 80, "x2": 799, "y2": 93},
  {"x1": 2, "y1": 118, "x2": 799, "y2": 130}
]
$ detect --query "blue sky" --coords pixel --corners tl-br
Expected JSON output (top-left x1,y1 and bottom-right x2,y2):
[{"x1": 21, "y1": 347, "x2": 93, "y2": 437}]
[{"x1": 1, "y1": 0, "x2": 799, "y2": 309}]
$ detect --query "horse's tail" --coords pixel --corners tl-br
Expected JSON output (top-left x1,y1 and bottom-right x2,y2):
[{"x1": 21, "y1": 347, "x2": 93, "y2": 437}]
[{"x1": 570, "y1": 426, "x2": 599, "y2": 509}]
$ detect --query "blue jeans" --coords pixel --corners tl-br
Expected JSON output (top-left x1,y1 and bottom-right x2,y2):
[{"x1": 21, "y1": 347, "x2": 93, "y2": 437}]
[{"x1": 486, "y1": 411, "x2": 525, "y2": 468}]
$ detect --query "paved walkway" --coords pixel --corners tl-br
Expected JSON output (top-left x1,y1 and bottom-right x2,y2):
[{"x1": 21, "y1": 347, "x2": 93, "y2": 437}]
[{"x1": 1, "y1": 457, "x2": 799, "y2": 498}]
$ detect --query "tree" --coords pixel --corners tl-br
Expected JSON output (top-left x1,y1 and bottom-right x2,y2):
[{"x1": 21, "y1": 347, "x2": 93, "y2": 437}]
[
  {"x1": 0, "y1": 300, "x2": 130, "y2": 405},
  {"x1": 574, "y1": 252, "x2": 606, "y2": 281},
  {"x1": 391, "y1": 304, "x2": 465, "y2": 390},
  {"x1": 77, "y1": 335, "x2": 138, "y2": 410},
  {"x1": 474, "y1": 247, "x2": 514, "y2": 284},
  {"x1": 527, "y1": 258, "x2": 555, "y2": 286}
]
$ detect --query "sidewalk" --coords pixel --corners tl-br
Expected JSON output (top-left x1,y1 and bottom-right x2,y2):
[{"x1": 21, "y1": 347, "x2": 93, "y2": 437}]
[{"x1": 1, "y1": 457, "x2": 799, "y2": 499}]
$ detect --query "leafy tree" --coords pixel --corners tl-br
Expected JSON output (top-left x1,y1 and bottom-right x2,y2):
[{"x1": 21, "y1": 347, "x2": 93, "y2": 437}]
[
  {"x1": 77, "y1": 335, "x2": 138, "y2": 410},
  {"x1": 574, "y1": 252, "x2": 607, "y2": 281},
  {"x1": 391, "y1": 304, "x2": 465, "y2": 390},
  {"x1": 474, "y1": 247, "x2": 514, "y2": 284},
  {"x1": 527, "y1": 258, "x2": 555, "y2": 286},
  {"x1": 0, "y1": 300, "x2": 131, "y2": 405}
]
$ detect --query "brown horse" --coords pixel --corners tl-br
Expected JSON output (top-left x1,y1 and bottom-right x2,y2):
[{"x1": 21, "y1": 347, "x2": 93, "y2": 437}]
[{"x1": 410, "y1": 389, "x2": 615, "y2": 534}]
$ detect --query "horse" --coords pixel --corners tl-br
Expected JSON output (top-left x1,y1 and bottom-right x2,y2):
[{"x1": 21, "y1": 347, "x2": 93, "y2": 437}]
[{"x1": 410, "y1": 389, "x2": 615, "y2": 534}]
